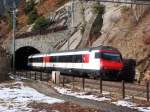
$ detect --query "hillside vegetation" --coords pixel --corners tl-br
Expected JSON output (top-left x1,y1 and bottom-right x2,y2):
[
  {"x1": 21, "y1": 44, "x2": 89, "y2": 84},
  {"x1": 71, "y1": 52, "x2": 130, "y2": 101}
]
[
  {"x1": 0, "y1": 0, "x2": 68, "y2": 39},
  {"x1": 17, "y1": 0, "x2": 68, "y2": 28}
]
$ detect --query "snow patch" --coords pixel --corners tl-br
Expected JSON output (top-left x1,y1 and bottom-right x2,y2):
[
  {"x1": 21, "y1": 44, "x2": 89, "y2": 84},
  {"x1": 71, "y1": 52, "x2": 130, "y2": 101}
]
[
  {"x1": 113, "y1": 100, "x2": 150, "y2": 112},
  {"x1": 0, "y1": 81, "x2": 63, "y2": 112},
  {"x1": 9, "y1": 74, "x2": 28, "y2": 81},
  {"x1": 54, "y1": 86, "x2": 111, "y2": 102},
  {"x1": 54, "y1": 86, "x2": 150, "y2": 112}
]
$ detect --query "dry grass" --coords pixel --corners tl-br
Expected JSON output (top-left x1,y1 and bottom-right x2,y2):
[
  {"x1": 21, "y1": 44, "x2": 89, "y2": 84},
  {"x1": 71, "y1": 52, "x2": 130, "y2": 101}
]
[
  {"x1": 28, "y1": 101, "x2": 102, "y2": 112},
  {"x1": 36, "y1": 0, "x2": 69, "y2": 16},
  {"x1": 17, "y1": 0, "x2": 69, "y2": 28}
]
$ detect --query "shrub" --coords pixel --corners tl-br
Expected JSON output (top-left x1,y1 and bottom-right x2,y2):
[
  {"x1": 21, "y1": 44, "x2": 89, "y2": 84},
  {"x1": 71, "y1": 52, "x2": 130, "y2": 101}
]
[
  {"x1": 25, "y1": 0, "x2": 35, "y2": 14},
  {"x1": 93, "y1": 3, "x2": 105, "y2": 15},
  {"x1": 32, "y1": 16, "x2": 49, "y2": 31},
  {"x1": 27, "y1": 9, "x2": 38, "y2": 24}
]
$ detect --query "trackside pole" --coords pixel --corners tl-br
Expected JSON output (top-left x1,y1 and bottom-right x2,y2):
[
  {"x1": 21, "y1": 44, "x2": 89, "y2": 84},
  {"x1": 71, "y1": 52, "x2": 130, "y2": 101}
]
[
  {"x1": 122, "y1": 80, "x2": 125, "y2": 99},
  {"x1": 72, "y1": 76, "x2": 75, "y2": 89},
  {"x1": 40, "y1": 71, "x2": 42, "y2": 81},
  {"x1": 82, "y1": 77, "x2": 85, "y2": 90},
  {"x1": 30, "y1": 71, "x2": 32, "y2": 79},
  {"x1": 100, "y1": 77, "x2": 103, "y2": 94},
  {"x1": 55, "y1": 72, "x2": 56, "y2": 84},
  {"x1": 26, "y1": 71, "x2": 27, "y2": 78},
  {"x1": 147, "y1": 82, "x2": 149, "y2": 102},
  {"x1": 47, "y1": 72, "x2": 49, "y2": 81},
  {"x1": 34, "y1": 72, "x2": 36, "y2": 80},
  {"x1": 62, "y1": 75, "x2": 65, "y2": 87}
]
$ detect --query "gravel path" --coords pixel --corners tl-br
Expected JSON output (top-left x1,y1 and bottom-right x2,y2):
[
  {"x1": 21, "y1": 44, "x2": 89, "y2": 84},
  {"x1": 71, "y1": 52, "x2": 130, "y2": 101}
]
[{"x1": 24, "y1": 80, "x2": 139, "y2": 112}]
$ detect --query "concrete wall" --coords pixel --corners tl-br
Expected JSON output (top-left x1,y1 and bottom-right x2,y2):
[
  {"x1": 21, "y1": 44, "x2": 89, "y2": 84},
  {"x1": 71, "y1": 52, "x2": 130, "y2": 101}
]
[
  {"x1": 0, "y1": 47, "x2": 10, "y2": 82},
  {"x1": 3, "y1": 30, "x2": 69, "y2": 54}
]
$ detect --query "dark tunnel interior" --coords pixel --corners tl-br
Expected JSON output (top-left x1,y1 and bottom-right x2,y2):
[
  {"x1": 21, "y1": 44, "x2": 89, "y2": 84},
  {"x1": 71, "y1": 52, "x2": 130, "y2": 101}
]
[{"x1": 15, "y1": 46, "x2": 40, "y2": 70}]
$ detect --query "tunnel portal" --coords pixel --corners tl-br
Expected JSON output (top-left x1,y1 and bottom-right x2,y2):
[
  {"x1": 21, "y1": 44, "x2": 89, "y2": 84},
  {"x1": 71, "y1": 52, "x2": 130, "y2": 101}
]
[{"x1": 15, "y1": 46, "x2": 40, "y2": 70}]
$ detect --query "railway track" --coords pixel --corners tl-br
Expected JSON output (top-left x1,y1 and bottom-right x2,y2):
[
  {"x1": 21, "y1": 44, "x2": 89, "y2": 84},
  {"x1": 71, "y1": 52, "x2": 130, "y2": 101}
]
[
  {"x1": 81, "y1": 78, "x2": 146, "y2": 91},
  {"x1": 16, "y1": 71, "x2": 149, "y2": 100}
]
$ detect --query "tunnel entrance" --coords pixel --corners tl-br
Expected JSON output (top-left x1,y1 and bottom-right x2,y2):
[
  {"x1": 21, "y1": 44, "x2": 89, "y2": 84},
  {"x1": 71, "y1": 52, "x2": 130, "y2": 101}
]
[{"x1": 15, "y1": 46, "x2": 40, "y2": 70}]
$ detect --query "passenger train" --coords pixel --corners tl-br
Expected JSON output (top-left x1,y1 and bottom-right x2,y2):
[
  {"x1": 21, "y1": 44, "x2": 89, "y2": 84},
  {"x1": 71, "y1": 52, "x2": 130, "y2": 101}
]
[{"x1": 27, "y1": 46, "x2": 125, "y2": 80}]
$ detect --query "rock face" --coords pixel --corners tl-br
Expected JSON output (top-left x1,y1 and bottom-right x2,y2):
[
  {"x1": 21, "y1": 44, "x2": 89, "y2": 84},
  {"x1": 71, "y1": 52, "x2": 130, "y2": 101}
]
[
  {"x1": 0, "y1": 47, "x2": 10, "y2": 82},
  {"x1": 92, "y1": 4, "x2": 150, "y2": 80}
]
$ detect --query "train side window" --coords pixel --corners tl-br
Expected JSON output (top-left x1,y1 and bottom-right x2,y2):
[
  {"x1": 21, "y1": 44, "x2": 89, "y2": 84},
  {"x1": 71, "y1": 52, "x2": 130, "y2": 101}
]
[
  {"x1": 67, "y1": 55, "x2": 72, "y2": 62},
  {"x1": 73, "y1": 55, "x2": 82, "y2": 63},
  {"x1": 58, "y1": 56, "x2": 62, "y2": 62},
  {"x1": 57, "y1": 56, "x2": 59, "y2": 62},
  {"x1": 51, "y1": 56, "x2": 54, "y2": 62},
  {"x1": 51, "y1": 56, "x2": 55, "y2": 62},
  {"x1": 72, "y1": 55, "x2": 76, "y2": 63},
  {"x1": 40, "y1": 57, "x2": 43, "y2": 62}
]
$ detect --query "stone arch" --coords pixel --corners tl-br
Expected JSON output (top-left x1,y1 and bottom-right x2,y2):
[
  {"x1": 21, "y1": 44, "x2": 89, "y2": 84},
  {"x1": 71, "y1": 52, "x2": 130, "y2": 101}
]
[{"x1": 15, "y1": 46, "x2": 40, "y2": 70}]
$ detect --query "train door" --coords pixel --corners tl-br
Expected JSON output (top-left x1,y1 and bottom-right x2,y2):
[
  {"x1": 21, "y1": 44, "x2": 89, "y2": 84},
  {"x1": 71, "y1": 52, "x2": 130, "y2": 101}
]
[
  {"x1": 89, "y1": 50, "x2": 100, "y2": 70},
  {"x1": 82, "y1": 53, "x2": 90, "y2": 70},
  {"x1": 43, "y1": 55, "x2": 50, "y2": 71}
]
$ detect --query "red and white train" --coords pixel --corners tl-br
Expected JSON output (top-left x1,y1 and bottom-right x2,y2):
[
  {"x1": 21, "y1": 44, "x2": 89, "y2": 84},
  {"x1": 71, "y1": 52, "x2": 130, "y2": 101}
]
[{"x1": 27, "y1": 46, "x2": 124, "y2": 80}]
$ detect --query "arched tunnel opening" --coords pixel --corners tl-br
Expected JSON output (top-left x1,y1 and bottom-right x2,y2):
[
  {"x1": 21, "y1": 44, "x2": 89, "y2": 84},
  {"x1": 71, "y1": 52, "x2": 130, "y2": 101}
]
[{"x1": 15, "y1": 46, "x2": 40, "y2": 70}]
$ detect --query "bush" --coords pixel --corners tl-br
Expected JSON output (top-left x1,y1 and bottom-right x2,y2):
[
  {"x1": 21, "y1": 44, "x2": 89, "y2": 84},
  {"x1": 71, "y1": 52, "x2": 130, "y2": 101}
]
[
  {"x1": 25, "y1": 0, "x2": 35, "y2": 14},
  {"x1": 32, "y1": 16, "x2": 49, "y2": 31},
  {"x1": 27, "y1": 9, "x2": 38, "y2": 24},
  {"x1": 93, "y1": 3, "x2": 105, "y2": 15}
]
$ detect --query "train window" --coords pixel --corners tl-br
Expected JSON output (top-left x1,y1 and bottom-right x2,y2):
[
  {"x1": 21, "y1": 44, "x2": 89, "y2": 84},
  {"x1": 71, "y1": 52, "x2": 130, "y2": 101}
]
[
  {"x1": 101, "y1": 53, "x2": 121, "y2": 61},
  {"x1": 73, "y1": 55, "x2": 82, "y2": 63},
  {"x1": 60, "y1": 56, "x2": 64, "y2": 62},
  {"x1": 32, "y1": 57, "x2": 43, "y2": 63},
  {"x1": 50, "y1": 55, "x2": 83, "y2": 63},
  {"x1": 51, "y1": 56, "x2": 54, "y2": 62},
  {"x1": 51, "y1": 56, "x2": 57, "y2": 62},
  {"x1": 67, "y1": 55, "x2": 72, "y2": 62}
]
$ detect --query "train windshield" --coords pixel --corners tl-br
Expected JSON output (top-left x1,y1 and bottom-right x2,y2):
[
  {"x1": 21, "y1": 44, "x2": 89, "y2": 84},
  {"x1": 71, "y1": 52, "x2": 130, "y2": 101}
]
[{"x1": 95, "y1": 52, "x2": 121, "y2": 61}]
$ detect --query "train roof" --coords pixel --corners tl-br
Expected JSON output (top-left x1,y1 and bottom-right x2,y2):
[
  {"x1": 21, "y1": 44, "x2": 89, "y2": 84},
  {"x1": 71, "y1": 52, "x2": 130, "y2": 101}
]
[
  {"x1": 29, "y1": 45, "x2": 120, "y2": 58},
  {"x1": 51, "y1": 45, "x2": 119, "y2": 53}
]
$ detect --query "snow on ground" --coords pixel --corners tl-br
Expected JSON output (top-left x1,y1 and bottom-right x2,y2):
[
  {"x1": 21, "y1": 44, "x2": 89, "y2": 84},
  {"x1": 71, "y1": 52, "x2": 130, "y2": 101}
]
[
  {"x1": 54, "y1": 86, "x2": 111, "y2": 102},
  {"x1": 9, "y1": 75, "x2": 28, "y2": 80},
  {"x1": 113, "y1": 100, "x2": 150, "y2": 112},
  {"x1": 0, "y1": 81, "x2": 63, "y2": 112},
  {"x1": 54, "y1": 86, "x2": 150, "y2": 112}
]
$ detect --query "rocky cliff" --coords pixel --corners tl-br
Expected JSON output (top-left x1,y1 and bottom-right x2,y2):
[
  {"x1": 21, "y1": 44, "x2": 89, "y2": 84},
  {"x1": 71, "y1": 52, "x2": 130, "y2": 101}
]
[{"x1": 92, "y1": 4, "x2": 150, "y2": 80}]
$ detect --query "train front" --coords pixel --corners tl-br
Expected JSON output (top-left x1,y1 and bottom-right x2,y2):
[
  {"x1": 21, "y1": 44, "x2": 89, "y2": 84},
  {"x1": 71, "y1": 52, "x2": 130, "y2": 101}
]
[{"x1": 97, "y1": 50, "x2": 124, "y2": 80}]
